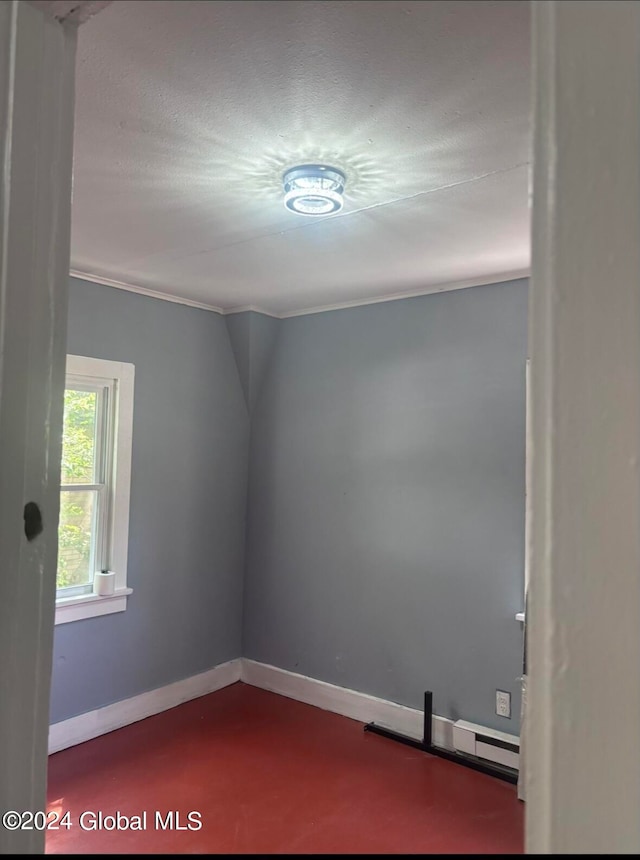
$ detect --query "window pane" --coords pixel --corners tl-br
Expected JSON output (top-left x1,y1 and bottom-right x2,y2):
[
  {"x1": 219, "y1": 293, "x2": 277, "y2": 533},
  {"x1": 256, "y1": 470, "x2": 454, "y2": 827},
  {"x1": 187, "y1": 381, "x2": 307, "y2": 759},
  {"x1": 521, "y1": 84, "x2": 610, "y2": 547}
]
[
  {"x1": 60, "y1": 389, "x2": 98, "y2": 484},
  {"x1": 57, "y1": 490, "x2": 97, "y2": 589}
]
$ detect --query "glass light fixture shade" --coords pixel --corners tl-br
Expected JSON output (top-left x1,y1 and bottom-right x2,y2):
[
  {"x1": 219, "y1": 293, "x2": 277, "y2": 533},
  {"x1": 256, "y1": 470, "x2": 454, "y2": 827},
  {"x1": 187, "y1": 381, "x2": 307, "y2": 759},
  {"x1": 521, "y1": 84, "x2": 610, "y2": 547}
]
[{"x1": 282, "y1": 164, "x2": 346, "y2": 216}]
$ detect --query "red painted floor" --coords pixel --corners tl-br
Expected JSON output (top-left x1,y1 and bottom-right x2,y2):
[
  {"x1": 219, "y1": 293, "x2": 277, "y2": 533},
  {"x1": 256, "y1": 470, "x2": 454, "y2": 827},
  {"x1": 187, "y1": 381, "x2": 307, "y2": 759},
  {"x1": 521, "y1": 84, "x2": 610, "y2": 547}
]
[{"x1": 46, "y1": 682, "x2": 523, "y2": 854}]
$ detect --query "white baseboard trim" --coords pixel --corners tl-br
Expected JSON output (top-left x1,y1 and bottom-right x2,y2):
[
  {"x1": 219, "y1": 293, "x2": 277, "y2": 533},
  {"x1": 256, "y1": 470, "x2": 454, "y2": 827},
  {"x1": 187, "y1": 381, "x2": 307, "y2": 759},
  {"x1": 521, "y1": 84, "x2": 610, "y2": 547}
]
[
  {"x1": 240, "y1": 659, "x2": 455, "y2": 751},
  {"x1": 48, "y1": 658, "x2": 241, "y2": 754},
  {"x1": 49, "y1": 657, "x2": 514, "y2": 761}
]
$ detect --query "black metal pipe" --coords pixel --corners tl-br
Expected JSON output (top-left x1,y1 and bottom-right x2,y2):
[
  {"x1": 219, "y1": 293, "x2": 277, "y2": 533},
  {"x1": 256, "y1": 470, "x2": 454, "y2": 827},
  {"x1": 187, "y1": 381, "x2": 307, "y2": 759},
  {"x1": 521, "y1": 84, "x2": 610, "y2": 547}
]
[
  {"x1": 423, "y1": 690, "x2": 433, "y2": 748},
  {"x1": 364, "y1": 722, "x2": 517, "y2": 784},
  {"x1": 363, "y1": 689, "x2": 518, "y2": 786},
  {"x1": 364, "y1": 722, "x2": 427, "y2": 751},
  {"x1": 424, "y1": 743, "x2": 518, "y2": 784}
]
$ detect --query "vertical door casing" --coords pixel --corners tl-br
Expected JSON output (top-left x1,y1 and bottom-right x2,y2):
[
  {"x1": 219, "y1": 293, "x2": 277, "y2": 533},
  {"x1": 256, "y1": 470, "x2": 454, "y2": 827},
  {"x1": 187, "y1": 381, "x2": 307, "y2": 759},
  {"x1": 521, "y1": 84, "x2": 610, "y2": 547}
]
[
  {"x1": 527, "y1": 0, "x2": 640, "y2": 853},
  {"x1": 0, "y1": 1, "x2": 76, "y2": 852}
]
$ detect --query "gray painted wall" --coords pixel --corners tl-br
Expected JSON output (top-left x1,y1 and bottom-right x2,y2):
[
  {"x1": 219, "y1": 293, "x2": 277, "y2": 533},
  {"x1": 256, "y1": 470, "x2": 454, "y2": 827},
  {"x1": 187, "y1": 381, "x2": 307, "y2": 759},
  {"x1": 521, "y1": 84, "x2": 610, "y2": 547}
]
[
  {"x1": 50, "y1": 279, "x2": 248, "y2": 724},
  {"x1": 244, "y1": 280, "x2": 527, "y2": 732},
  {"x1": 225, "y1": 312, "x2": 251, "y2": 410},
  {"x1": 226, "y1": 311, "x2": 281, "y2": 415},
  {"x1": 53, "y1": 277, "x2": 526, "y2": 735}
]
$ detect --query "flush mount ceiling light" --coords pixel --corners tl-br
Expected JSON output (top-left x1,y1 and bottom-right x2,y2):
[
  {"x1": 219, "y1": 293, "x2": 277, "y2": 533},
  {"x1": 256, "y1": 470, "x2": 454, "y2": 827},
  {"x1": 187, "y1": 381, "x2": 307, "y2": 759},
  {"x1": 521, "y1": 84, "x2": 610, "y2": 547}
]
[{"x1": 282, "y1": 164, "x2": 346, "y2": 216}]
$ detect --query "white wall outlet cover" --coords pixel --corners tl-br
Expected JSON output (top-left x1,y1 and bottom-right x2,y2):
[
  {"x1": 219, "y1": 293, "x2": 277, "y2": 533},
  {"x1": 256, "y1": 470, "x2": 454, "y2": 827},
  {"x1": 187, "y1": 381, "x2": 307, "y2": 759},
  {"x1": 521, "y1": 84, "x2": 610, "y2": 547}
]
[{"x1": 496, "y1": 689, "x2": 512, "y2": 718}]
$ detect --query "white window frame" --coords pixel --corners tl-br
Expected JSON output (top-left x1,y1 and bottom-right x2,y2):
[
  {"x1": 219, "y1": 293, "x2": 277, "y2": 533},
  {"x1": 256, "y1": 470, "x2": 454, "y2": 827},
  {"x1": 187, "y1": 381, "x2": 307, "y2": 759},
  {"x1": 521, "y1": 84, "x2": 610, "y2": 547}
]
[{"x1": 55, "y1": 355, "x2": 135, "y2": 624}]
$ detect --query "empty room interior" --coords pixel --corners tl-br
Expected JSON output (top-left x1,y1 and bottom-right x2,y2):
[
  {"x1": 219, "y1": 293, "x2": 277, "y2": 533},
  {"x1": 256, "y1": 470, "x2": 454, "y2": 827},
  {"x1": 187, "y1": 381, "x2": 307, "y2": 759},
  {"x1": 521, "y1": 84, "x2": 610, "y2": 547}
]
[{"x1": 45, "y1": 0, "x2": 531, "y2": 854}]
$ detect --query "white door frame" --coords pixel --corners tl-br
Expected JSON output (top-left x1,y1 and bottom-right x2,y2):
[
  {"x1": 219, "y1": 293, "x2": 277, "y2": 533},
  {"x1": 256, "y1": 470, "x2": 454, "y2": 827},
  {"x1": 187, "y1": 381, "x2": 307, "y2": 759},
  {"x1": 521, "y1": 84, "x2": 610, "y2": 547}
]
[
  {"x1": 0, "y1": 1, "x2": 76, "y2": 852},
  {"x1": 526, "y1": 0, "x2": 640, "y2": 852}
]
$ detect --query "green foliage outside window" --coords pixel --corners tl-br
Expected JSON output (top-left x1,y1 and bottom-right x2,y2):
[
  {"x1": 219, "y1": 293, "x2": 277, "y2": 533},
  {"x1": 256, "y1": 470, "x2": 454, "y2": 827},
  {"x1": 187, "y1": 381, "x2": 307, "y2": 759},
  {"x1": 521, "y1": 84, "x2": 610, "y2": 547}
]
[{"x1": 57, "y1": 390, "x2": 97, "y2": 589}]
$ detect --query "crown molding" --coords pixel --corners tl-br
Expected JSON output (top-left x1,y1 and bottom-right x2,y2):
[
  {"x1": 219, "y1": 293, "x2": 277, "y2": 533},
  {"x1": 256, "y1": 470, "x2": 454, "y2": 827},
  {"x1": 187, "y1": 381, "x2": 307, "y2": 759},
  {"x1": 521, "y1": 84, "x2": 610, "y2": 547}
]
[
  {"x1": 70, "y1": 267, "x2": 530, "y2": 320},
  {"x1": 223, "y1": 305, "x2": 281, "y2": 318},
  {"x1": 275, "y1": 269, "x2": 530, "y2": 319},
  {"x1": 69, "y1": 270, "x2": 226, "y2": 314}
]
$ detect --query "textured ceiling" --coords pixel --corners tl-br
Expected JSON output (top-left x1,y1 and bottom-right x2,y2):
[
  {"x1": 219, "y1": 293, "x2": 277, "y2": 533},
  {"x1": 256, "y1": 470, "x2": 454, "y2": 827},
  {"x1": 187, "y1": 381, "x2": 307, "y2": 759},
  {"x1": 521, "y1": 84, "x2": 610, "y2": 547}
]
[{"x1": 71, "y1": 0, "x2": 530, "y2": 316}]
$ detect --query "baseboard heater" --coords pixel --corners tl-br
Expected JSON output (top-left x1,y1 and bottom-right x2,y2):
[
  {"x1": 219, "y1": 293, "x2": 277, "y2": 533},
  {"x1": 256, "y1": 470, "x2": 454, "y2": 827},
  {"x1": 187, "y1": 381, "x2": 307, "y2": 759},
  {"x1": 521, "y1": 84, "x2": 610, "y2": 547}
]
[{"x1": 364, "y1": 691, "x2": 519, "y2": 785}]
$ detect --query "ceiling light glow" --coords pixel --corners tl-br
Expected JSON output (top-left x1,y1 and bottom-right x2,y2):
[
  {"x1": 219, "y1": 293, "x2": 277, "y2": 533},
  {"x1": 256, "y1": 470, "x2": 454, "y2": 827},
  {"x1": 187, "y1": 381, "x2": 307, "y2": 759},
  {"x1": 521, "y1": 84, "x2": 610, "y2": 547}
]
[{"x1": 282, "y1": 164, "x2": 346, "y2": 216}]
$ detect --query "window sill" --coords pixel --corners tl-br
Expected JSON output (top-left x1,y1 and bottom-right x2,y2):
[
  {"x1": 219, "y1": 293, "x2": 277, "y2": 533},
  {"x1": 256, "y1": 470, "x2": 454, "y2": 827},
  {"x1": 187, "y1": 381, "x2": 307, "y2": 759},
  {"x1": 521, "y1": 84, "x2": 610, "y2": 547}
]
[{"x1": 55, "y1": 587, "x2": 133, "y2": 625}]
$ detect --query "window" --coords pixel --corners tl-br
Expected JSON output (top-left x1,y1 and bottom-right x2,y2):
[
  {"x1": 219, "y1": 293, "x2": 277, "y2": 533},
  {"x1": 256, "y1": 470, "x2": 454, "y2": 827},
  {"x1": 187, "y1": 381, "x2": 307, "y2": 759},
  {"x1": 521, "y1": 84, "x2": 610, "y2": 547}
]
[{"x1": 55, "y1": 355, "x2": 135, "y2": 624}]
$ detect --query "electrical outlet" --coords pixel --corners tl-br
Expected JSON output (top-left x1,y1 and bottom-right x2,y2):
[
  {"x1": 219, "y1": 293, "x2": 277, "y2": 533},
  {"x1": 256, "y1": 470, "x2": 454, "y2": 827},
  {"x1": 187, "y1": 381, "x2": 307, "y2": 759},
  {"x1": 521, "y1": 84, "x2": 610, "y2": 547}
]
[{"x1": 496, "y1": 689, "x2": 511, "y2": 718}]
